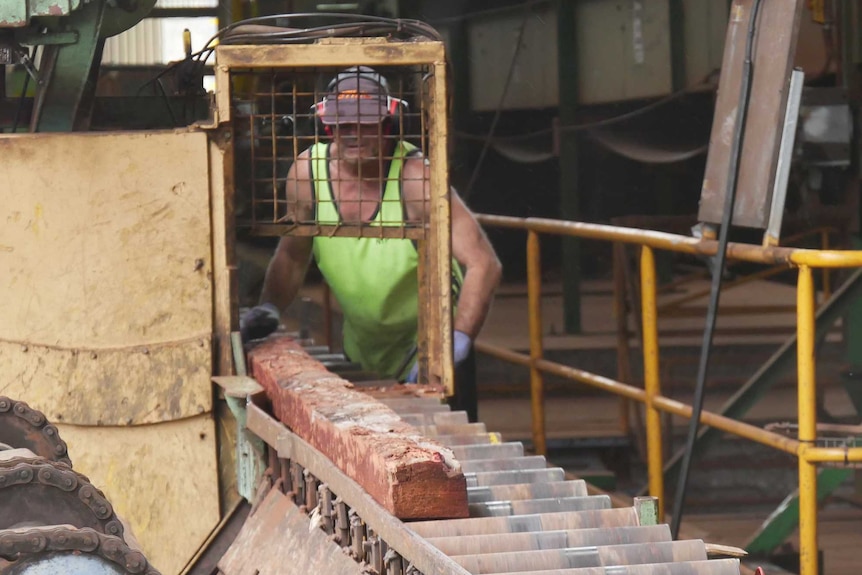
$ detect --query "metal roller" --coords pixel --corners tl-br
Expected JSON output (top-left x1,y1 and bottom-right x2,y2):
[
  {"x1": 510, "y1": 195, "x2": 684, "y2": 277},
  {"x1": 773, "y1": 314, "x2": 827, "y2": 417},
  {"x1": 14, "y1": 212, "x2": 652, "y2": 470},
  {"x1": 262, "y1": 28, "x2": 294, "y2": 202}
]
[
  {"x1": 377, "y1": 398, "x2": 450, "y2": 413},
  {"x1": 461, "y1": 456, "x2": 548, "y2": 473},
  {"x1": 408, "y1": 507, "x2": 639, "y2": 538},
  {"x1": 469, "y1": 495, "x2": 611, "y2": 517},
  {"x1": 452, "y1": 539, "x2": 707, "y2": 574},
  {"x1": 466, "y1": 468, "x2": 566, "y2": 487},
  {"x1": 432, "y1": 433, "x2": 502, "y2": 446},
  {"x1": 451, "y1": 442, "x2": 526, "y2": 461},
  {"x1": 480, "y1": 558, "x2": 742, "y2": 575},
  {"x1": 421, "y1": 423, "x2": 488, "y2": 436},
  {"x1": 426, "y1": 525, "x2": 672, "y2": 556},
  {"x1": 400, "y1": 412, "x2": 469, "y2": 427},
  {"x1": 468, "y1": 481, "x2": 589, "y2": 504}
]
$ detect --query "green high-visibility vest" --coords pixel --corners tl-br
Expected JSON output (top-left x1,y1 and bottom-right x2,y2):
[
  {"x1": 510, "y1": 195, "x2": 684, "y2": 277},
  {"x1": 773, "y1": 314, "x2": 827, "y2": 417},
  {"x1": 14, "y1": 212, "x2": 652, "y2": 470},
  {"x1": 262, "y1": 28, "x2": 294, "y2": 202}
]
[{"x1": 310, "y1": 141, "x2": 463, "y2": 379}]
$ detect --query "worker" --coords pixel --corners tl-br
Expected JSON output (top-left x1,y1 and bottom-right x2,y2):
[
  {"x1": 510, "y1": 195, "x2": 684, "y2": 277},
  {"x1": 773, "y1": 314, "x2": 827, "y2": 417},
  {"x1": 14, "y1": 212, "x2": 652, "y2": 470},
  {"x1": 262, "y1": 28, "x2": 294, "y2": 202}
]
[{"x1": 240, "y1": 67, "x2": 501, "y2": 421}]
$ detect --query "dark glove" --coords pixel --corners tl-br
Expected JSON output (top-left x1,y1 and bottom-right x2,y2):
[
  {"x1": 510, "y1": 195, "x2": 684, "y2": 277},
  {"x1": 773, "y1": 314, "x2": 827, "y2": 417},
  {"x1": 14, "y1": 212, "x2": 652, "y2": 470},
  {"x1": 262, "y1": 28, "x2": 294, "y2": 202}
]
[
  {"x1": 405, "y1": 330, "x2": 472, "y2": 383},
  {"x1": 240, "y1": 303, "x2": 280, "y2": 342}
]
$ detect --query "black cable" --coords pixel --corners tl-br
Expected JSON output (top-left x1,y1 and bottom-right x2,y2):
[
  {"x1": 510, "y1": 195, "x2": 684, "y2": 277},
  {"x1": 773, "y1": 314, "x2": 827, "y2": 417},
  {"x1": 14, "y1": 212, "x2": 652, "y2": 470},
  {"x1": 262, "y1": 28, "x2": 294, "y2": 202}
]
[
  {"x1": 11, "y1": 46, "x2": 37, "y2": 133},
  {"x1": 462, "y1": 1, "x2": 532, "y2": 200},
  {"x1": 670, "y1": 0, "x2": 764, "y2": 539}
]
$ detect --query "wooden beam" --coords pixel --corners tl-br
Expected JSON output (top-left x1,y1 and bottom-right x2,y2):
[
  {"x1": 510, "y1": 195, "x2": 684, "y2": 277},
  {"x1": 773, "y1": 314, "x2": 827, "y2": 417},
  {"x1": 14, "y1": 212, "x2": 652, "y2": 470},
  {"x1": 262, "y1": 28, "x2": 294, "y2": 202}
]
[{"x1": 247, "y1": 336, "x2": 468, "y2": 520}]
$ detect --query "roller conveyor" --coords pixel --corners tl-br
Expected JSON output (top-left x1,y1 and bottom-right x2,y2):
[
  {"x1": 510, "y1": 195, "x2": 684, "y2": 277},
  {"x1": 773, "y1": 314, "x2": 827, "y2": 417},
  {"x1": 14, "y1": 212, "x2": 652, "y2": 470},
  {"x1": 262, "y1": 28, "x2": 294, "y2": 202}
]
[{"x1": 227, "y1": 379, "x2": 742, "y2": 575}]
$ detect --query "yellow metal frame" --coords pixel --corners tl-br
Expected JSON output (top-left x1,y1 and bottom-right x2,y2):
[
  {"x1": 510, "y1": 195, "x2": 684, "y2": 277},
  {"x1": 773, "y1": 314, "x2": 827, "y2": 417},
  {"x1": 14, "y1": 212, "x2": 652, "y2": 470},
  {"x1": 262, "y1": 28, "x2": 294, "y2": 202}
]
[
  {"x1": 213, "y1": 40, "x2": 455, "y2": 394},
  {"x1": 475, "y1": 214, "x2": 862, "y2": 575}
]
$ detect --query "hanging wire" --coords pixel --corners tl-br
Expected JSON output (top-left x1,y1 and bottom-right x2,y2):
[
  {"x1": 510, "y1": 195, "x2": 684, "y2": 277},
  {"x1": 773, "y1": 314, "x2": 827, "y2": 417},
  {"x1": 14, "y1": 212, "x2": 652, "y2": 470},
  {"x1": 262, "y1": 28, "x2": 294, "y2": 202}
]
[{"x1": 461, "y1": 1, "x2": 533, "y2": 200}]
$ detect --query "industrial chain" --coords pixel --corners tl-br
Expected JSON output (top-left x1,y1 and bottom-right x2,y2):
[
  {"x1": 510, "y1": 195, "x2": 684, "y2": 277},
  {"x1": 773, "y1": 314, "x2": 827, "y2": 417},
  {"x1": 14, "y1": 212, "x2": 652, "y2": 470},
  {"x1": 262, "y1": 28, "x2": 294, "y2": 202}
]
[
  {"x1": 0, "y1": 526, "x2": 160, "y2": 575},
  {"x1": 0, "y1": 458, "x2": 124, "y2": 539},
  {"x1": 271, "y1": 449, "x2": 423, "y2": 575},
  {"x1": 0, "y1": 396, "x2": 71, "y2": 466}
]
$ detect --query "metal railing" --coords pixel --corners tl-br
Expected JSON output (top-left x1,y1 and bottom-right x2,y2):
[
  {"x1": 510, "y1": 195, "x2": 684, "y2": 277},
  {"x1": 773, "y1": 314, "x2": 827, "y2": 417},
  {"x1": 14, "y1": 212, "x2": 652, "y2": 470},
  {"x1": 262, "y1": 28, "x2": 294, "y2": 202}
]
[{"x1": 474, "y1": 213, "x2": 862, "y2": 575}]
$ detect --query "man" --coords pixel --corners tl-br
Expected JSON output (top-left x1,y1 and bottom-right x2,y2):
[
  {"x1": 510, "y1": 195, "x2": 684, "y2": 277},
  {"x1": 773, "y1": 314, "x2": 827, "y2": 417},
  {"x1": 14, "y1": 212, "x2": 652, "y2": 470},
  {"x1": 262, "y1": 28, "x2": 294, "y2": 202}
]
[{"x1": 241, "y1": 67, "x2": 501, "y2": 421}]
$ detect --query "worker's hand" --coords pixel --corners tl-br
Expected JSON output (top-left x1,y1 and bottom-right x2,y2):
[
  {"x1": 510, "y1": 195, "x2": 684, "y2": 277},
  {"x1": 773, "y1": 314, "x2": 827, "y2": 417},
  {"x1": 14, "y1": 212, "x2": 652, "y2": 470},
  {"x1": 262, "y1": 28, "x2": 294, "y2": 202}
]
[
  {"x1": 240, "y1": 303, "x2": 281, "y2": 342},
  {"x1": 404, "y1": 330, "x2": 472, "y2": 384},
  {"x1": 453, "y1": 330, "x2": 472, "y2": 366},
  {"x1": 405, "y1": 362, "x2": 419, "y2": 384}
]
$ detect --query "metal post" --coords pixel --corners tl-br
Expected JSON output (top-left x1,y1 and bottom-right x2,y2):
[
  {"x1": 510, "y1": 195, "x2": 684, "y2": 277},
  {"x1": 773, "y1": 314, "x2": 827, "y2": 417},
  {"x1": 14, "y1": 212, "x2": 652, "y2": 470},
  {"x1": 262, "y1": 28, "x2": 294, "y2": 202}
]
[
  {"x1": 797, "y1": 264, "x2": 819, "y2": 575},
  {"x1": 640, "y1": 246, "x2": 664, "y2": 522},
  {"x1": 527, "y1": 230, "x2": 547, "y2": 455},
  {"x1": 557, "y1": 0, "x2": 582, "y2": 333},
  {"x1": 613, "y1": 243, "x2": 633, "y2": 437}
]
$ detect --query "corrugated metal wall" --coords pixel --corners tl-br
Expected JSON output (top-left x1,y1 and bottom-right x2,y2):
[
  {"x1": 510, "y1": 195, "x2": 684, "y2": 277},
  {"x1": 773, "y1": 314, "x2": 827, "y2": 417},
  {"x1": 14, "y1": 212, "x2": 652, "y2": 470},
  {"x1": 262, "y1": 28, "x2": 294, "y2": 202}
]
[{"x1": 102, "y1": 0, "x2": 218, "y2": 65}]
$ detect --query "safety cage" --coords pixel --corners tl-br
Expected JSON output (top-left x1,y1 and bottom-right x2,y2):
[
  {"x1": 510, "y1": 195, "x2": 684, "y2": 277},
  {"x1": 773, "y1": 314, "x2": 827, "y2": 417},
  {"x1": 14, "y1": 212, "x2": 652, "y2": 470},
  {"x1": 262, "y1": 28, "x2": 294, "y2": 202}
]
[{"x1": 213, "y1": 38, "x2": 456, "y2": 390}]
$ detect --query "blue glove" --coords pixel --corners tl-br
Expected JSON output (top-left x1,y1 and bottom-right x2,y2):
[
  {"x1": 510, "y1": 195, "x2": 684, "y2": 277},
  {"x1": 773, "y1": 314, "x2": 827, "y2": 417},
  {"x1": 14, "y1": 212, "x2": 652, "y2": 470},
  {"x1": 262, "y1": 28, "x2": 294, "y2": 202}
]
[
  {"x1": 404, "y1": 330, "x2": 472, "y2": 383},
  {"x1": 453, "y1": 330, "x2": 472, "y2": 365},
  {"x1": 239, "y1": 303, "x2": 280, "y2": 342}
]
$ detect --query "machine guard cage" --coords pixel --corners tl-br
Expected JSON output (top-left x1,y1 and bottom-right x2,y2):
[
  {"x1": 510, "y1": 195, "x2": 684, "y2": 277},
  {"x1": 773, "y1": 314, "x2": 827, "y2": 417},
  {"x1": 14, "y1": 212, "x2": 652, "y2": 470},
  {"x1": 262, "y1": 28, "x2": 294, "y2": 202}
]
[{"x1": 214, "y1": 39, "x2": 455, "y2": 393}]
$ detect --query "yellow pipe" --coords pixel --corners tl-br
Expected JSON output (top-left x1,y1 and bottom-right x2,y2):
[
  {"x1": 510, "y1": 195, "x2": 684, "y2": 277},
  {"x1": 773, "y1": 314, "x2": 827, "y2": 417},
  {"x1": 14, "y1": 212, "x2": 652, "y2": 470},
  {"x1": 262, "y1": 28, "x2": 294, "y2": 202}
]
[
  {"x1": 475, "y1": 214, "x2": 862, "y2": 268},
  {"x1": 473, "y1": 340, "x2": 804, "y2": 454},
  {"x1": 797, "y1": 265, "x2": 819, "y2": 575},
  {"x1": 799, "y1": 444, "x2": 862, "y2": 463},
  {"x1": 820, "y1": 230, "x2": 831, "y2": 302},
  {"x1": 527, "y1": 230, "x2": 547, "y2": 455},
  {"x1": 640, "y1": 246, "x2": 664, "y2": 521}
]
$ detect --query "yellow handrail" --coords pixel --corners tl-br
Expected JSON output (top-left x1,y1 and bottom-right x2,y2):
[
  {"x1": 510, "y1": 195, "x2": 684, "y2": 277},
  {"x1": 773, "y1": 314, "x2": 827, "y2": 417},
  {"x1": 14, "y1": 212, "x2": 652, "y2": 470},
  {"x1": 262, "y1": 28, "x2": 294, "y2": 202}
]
[{"x1": 474, "y1": 213, "x2": 862, "y2": 575}]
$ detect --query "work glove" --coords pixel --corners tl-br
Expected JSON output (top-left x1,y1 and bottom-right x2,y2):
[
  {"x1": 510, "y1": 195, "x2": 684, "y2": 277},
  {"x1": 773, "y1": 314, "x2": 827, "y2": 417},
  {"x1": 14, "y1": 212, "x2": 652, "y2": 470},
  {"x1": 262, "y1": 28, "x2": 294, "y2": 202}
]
[
  {"x1": 239, "y1": 303, "x2": 280, "y2": 342},
  {"x1": 405, "y1": 330, "x2": 472, "y2": 383}
]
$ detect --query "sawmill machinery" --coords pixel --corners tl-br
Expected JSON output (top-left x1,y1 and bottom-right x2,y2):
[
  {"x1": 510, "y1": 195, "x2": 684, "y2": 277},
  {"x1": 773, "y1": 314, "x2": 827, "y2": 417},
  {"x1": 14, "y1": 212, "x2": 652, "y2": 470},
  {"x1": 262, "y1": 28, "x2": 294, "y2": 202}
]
[{"x1": 0, "y1": 4, "x2": 806, "y2": 573}]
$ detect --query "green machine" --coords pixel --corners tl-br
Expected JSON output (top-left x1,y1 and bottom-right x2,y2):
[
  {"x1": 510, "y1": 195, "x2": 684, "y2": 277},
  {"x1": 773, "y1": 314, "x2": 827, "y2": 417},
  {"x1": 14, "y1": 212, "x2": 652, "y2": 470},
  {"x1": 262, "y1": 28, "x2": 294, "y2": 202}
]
[{"x1": 0, "y1": 0, "x2": 156, "y2": 131}]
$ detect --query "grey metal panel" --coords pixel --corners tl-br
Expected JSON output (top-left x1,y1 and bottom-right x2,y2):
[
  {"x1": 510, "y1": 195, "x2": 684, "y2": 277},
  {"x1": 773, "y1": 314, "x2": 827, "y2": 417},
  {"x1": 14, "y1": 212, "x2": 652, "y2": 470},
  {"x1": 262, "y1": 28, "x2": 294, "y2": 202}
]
[
  {"x1": 574, "y1": 0, "x2": 673, "y2": 104},
  {"x1": 468, "y1": 3, "x2": 559, "y2": 111}
]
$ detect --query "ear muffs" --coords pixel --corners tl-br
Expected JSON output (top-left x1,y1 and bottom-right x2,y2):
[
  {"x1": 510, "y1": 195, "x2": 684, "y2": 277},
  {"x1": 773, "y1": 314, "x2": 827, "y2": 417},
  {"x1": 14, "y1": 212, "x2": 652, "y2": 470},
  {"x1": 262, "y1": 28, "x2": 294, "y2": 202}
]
[{"x1": 312, "y1": 67, "x2": 409, "y2": 137}]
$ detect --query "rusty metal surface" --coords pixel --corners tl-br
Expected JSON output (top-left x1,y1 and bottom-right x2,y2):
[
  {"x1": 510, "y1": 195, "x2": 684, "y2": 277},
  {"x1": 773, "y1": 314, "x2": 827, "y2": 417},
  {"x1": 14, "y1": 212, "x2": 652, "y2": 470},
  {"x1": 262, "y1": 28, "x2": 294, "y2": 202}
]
[
  {"x1": 217, "y1": 490, "x2": 363, "y2": 575},
  {"x1": 0, "y1": 397, "x2": 69, "y2": 465},
  {"x1": 0, "y1": 526, "x2": 159, "y2": 575},
  {"x1": 699, "y1": 0, "x2": 806, "y2": 228},
  {"x1": 0, "y1": 457, "x2": 123, "y2": 539}
]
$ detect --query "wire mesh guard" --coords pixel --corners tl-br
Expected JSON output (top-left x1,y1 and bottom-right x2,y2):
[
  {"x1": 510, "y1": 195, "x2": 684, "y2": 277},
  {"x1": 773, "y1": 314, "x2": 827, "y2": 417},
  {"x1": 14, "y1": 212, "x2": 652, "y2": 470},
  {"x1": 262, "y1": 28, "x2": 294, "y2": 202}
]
[
  {"x1": 231, "y1": 65, "x2": 434, "y2": 240},
  {"x1": 766, "y1": 422, "x2": 862, "y2": 468}
]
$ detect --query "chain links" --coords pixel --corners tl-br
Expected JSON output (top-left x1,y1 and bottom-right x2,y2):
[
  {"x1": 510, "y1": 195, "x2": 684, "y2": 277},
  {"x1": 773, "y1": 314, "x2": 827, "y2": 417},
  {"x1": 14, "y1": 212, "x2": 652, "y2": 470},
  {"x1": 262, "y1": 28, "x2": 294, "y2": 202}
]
[{"x1": 0, "y1": 526, "x2": 160, "y2": 575}]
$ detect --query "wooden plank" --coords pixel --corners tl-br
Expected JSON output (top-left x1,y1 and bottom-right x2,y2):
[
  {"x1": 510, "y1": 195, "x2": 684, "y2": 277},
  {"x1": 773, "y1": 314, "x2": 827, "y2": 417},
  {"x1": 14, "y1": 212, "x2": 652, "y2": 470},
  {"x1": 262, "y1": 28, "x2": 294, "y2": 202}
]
[{"x1": 248, "y1": 336, "x2": 468, "y2": 520}]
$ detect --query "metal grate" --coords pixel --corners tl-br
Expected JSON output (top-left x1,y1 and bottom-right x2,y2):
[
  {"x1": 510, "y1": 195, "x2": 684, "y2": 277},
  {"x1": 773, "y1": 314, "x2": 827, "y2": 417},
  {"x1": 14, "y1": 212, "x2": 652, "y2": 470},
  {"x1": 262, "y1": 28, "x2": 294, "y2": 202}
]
[{"x1": 231, "y1": 65, "x2": 433, "y2": 240}]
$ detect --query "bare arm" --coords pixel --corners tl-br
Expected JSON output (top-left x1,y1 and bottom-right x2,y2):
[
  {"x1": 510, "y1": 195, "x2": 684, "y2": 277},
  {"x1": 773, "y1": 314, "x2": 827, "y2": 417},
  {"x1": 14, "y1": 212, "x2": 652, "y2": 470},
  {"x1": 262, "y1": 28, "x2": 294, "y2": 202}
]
[
  {"x1": 403, "y1": 158, "x2": 502, "y2": 339},
  {"x1": 259, "y1": 152, "x2": 314, "y2": 312}
]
